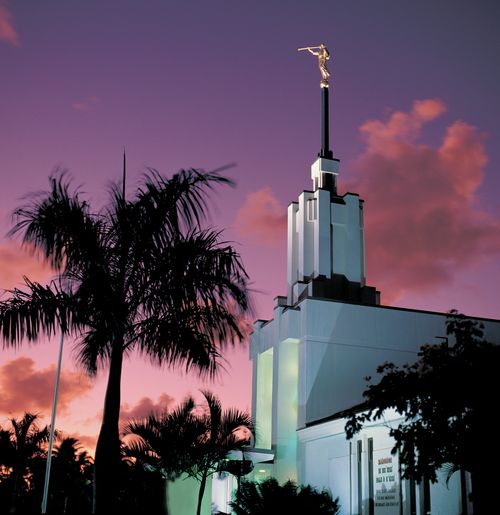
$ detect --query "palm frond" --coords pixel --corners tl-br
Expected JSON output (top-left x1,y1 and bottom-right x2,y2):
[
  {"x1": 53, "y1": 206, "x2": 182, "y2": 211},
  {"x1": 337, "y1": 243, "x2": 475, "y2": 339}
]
[
  {"x1": 132, "y1": 307, "x2": 229, "y2": 378},
  {"x1": 9, "y1": 172, "x2": 105, "y2": 273},
  {"x1": 136, "y1": 168, "x2": 234, "y2": 232},
  {"x1": 0, "y1": 279, "x2": 81, "y2": 345},
  {"x1": 75, "y1": 327, "x2": 113, "y2": 375}
]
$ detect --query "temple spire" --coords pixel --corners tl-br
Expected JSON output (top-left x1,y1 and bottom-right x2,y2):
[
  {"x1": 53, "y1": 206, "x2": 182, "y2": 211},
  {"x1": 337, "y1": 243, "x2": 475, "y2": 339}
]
[{"x1": 299, "y1": 43, "x2": 338, "y2": 192}]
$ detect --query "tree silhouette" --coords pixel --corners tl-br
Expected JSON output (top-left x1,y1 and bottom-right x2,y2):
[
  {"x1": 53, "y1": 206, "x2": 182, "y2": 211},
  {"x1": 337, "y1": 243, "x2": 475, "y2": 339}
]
[
  {"x1": 124, "y1": 391, "x2": 253, "y2": 515},
  {"x1": 189, "y1": 390, "x2": 254, "y2": 515},
  {"x1": 0, "y1": 413, "x2": 51, "y2": 513},
  {"x1": 230, "y1": 477, "x2": 340, "y2": 515},
  {"x1": 49, "y1": 437, "x2": 93, "y2": 513},
  {"x1": 345, "y1": 311, "x2": 500, "y2": 514},
  {"x1": 123, "y1": 396, "x2": 204, "y2": 515},
  {"x1": 0, "y1": 169, "x2": 250, "y2": 512}
]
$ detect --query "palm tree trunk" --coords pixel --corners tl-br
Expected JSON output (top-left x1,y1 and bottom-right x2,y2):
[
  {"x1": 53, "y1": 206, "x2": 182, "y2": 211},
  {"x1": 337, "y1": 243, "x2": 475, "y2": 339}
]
[
  {"x1": 9, "y1": 469, "x2": 22, "y2": 513},
  {"x1": 93, "y1": 341, "x2": 124, "y2": 514},
  {"x1": 196, "y1": 469, "x2": 208, "y2": 515}
]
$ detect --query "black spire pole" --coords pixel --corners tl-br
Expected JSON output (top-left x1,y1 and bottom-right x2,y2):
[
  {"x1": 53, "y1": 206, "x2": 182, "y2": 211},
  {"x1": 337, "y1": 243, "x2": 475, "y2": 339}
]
[
  {"x1": 122, "y1": 148, "x2": 126, "y2": 199},
  {"x1": 320, "y1": 87, "x2": 333, "y2": 159}
]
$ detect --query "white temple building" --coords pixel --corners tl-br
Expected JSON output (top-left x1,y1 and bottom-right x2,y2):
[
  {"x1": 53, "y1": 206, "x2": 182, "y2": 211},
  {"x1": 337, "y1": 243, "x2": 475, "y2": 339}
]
[
  {"x1": 210, "y1": 49, "x2": 500, "y2": 515},
  {"x1": 245, "y1": 144, "x2": 500, "y2": 514},
  {"x1": 245, "y1": 90, "x2": 500, "y2": 515}
]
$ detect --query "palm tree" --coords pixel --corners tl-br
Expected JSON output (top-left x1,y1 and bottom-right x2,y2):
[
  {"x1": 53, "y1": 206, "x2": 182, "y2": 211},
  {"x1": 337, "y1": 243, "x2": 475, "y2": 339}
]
[
  {"x1": 0, "y1": 413, "x2": 51, "y2": 513},
  {"x1": 0, "y1": 169, "x2": 250, "y2": 513},
  {"x1": 123, "y1": 396, "x2": 204, "y2": 515},
  {"x1": 230, "y1": 477, "x2": 341, "y2": 515},
  {"x1": 50, "y1": 437, "x2": 93, "y2": 513},
  {"x1": 117, "y1": 442, "x2": 165, "y2": 513},
  {"x1": 190, "y1": 390, "x2": 254, "y2": 515}
]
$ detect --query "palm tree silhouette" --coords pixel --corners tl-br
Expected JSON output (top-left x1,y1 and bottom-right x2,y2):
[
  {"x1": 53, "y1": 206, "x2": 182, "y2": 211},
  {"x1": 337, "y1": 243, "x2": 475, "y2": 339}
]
[
  {"x1": 190, "y1": 390, "x2": 254, "y2": 515},
  {"x1": 0, "y1": 169, "x2": 250, "y2": 512},
  {"x1": 0, "y1": 413, "x2": 51, "y2": 513},
  {"x1": 124, "y1": 396, "x2": 203, "y2": 515},
  {"x1": 50, "y1": 437, "x2": 93, "y2": 513}
]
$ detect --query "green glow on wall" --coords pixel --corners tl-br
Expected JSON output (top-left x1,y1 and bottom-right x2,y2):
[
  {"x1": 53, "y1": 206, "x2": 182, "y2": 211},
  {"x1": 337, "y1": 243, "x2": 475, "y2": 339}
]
[
  {"x1": 276, "y1": 338, "x2": 299, "y2": 482},
  {"x1": 255, "y1": 348, "x2": 273, "y2": 449},
  {"x1": 168, "y1": 474, "x2": 212, "y2": 515}
]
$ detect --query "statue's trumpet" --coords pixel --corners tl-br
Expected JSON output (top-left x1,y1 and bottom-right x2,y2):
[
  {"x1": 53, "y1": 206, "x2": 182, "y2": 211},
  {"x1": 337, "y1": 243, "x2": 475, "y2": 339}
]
[{"x1": 297, "y1": 46, "x2": 321, "y2": 51}]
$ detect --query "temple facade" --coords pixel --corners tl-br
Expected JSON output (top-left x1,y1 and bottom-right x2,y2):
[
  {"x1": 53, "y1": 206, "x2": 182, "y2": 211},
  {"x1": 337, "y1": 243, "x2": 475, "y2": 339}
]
[
  {"x1": 243, "y1": 95, "x2": 500, "y2": 512},
  {"x1": 210, "y1": 49, "x2": 500, "y2": 515}
]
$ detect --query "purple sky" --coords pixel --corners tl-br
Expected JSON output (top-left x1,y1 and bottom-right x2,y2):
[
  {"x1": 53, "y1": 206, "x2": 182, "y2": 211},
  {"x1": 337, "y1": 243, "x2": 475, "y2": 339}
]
[{"x1": 1, "y1": 0, "x2": 500, "y2": 451}]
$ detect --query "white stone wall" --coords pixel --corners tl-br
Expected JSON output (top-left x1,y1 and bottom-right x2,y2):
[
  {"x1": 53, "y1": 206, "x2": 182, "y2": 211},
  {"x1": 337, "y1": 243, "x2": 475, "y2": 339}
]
[
  {"x1": 297, "y1": 412, "x2": 467, "y2": 515},
  {"x1": 250, "y1": 299, "x2": 500, "y2": 490}
]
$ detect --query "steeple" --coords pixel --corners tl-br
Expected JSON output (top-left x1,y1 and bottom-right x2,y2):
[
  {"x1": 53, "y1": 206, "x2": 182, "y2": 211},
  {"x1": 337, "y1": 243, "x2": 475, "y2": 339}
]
[
  {"x1": 287, "y1": 44, "x2": 379, "y2": 306},
  {"x1": 298, "y1": 43, "x2": 340, "y2": 193}
]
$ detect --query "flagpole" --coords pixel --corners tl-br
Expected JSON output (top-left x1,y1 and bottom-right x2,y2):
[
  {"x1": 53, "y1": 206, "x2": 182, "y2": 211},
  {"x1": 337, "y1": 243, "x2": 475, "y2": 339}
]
[{"x1": 41, "y1": 330, "x2": 64, "y2": 513}]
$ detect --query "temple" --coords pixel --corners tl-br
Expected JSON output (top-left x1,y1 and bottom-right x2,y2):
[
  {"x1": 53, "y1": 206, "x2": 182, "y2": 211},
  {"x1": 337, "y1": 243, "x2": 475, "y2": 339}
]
[{"x1": 231, "y1": 46, "x2": 500, "y2": 515}]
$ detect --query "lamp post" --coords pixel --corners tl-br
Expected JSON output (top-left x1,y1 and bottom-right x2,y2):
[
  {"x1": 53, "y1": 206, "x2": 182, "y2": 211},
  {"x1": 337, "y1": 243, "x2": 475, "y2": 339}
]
[{"x1": 41, "y1": 330, "x2": 64, "y2": 514}]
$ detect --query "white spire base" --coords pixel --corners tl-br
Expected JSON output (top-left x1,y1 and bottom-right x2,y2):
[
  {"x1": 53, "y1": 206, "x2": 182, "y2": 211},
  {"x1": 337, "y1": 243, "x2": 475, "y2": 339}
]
[{"x1": 311, "y1": 157, "x2": 339, "y2": 190}]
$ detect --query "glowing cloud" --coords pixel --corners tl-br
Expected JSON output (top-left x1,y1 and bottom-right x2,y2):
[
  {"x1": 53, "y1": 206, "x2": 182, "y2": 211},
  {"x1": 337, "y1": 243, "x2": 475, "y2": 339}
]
[
  {"x1": 234, "y1": 187, "x2": 287, "y2": 246},
  {"x1": 0, "y1": 242, "x2": 53, "y2": 291},
  {"x1": 0, "y1": 356, "x2": 93, "y2": 415},
  {"x1": 345, "y1": 99, "x2": 500, "y2": 303},
  {"x1": 120, "y1": 393, "x2": 175, "y2": 420},
  {"x1": 0, "y1": 2, "x2": 20, "y2": 47}
]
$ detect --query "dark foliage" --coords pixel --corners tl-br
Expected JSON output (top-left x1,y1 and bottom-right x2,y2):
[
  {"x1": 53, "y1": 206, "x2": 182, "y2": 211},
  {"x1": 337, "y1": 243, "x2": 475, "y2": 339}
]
[
  {"x1": 230, "y1": 477, "x2": 340, "y2": 515},
  {"x1": 345, "y1": 311, "x2": 500, "y2": 513},
  {"x1": 124, "y1": 391, "x2": 254, "y2": 515},
  {"x1": 187, "y1": 390, "x2": 254, "y2": 515},
  {"x1": 0, "y1": 169, "x2": 250, "y2": 512},
  {"x1": 0, "y1": 413, "x2": 50, "y2": 513}
]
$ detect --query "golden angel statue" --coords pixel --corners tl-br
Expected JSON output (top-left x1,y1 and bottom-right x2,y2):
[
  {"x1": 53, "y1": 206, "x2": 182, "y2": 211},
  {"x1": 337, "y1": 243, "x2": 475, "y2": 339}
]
[{"x1": 298, "y1": 43, "x2": 331, "y2": 87}]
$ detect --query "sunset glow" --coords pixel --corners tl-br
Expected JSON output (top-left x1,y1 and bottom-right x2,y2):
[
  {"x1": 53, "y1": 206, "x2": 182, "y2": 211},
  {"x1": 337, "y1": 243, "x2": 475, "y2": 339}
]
[{"x1": 1, "y1": 0, "x2": 499, "y2": 455}]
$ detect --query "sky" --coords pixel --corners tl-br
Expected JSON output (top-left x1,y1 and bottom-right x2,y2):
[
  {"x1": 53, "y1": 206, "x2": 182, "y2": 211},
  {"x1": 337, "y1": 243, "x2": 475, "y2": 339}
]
[{"x1": 1, "y1": 0, "x2": 500, "y2": 453}]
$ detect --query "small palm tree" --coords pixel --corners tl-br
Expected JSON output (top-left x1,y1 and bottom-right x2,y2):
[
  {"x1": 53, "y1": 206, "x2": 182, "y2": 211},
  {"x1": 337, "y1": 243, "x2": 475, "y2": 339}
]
[
  {"x1": 0, "y1": 169, "x2": 250, "y2": 512},
  {"x1": 190, "y1": 390, "x2": 254, "y2": 515},
  {"x1": 123, "y1": 396, "x2": 204, "y2": 515},
  {"x1": 117, "y1": 444, "x2": 165, "y2": 513},
  {"x1": 230, "y1": 477, "x2": 341, "y2": 515},
  {"x1": 50, "y1": 437, "x2": 93, "y2": 513},
  {"x1": 0, "y1": 413, "x2": 51, "y2": 513}
]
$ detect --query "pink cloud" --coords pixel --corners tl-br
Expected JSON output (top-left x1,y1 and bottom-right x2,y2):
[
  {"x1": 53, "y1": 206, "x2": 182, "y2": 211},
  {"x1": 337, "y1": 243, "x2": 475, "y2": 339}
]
[
  {"x1": 72, "y1": 95, "x2": 100, "y2": 111},
  {"x1": 344, "y1": 99, "x2": 500, "y2": 303},
  {"x1": 120, "y1": 393, "x2": 175, "y2": 420},
  {"x1": 234, "y1": 187, "x2": 287, "y2": 246},
  {"x1": 0, "y1": 242, "x2": 53, "y2": 292},
  {"x1": 0, "y1": 2, "x2": 20, "y2": 47},
  {"x1": 0, "y1": 356, "x2": 93, "y2": 415}
]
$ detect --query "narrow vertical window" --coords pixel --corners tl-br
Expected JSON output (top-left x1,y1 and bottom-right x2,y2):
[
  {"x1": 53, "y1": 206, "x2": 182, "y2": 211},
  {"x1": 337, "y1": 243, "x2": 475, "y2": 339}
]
[
  {"x1": 307, "y1": 198, "x2": 317, "y2": 221},
  {"x1": 409, "y1": 477, "x2": 416, "y2": 515},
  {"x1": 421, "y1": 476, "x2": 430, "y2": 515},
  {"x1": 460, "y1": 470, "x2": 469, "y2": 515},
  {"x1": 368, "y1": 438, "x2": 374, "y2": 515},
  {"x1": 357, "y1": 440, "x2": 363, "y2": 515}
]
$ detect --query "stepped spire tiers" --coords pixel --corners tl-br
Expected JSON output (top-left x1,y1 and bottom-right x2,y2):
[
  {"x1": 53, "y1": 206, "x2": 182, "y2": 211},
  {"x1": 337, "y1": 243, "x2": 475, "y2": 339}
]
[{"x1": 289, "y1": 44, "x2": 379, "y2": 306}]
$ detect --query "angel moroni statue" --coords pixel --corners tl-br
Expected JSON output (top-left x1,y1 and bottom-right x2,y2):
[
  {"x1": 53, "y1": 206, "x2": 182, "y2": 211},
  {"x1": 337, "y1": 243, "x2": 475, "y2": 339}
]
[{"x1": 298, "y1": 43, "x2": 331, "y2": 88}]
